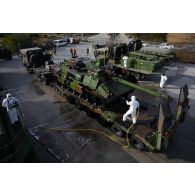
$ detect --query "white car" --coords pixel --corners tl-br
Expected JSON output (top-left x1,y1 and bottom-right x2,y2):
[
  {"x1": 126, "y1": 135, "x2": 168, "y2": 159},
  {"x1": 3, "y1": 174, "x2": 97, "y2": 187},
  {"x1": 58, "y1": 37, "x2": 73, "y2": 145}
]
[
  {"x1": 159, "y1": 43, "x2": 174, "y2": 49},
  {"x1": 53, "y1": 39, "x2": 67, "y2": 47}
]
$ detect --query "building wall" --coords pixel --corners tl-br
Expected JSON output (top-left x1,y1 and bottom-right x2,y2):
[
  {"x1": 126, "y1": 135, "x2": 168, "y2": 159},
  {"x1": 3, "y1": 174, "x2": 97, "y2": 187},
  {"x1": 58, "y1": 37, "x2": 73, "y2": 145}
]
[
  {"x1": 167, "y1": 33, "x2": 195, "y2": 44},
  {"x1": 167, "y1": 33, "x2": 195, "y2": 64}
]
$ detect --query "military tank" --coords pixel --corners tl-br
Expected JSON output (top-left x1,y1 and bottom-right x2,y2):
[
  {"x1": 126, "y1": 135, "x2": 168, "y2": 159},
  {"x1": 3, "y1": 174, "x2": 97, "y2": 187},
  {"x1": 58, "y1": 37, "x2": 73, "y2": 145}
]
[
  {"x1": 53, "y1": 59, "x2": 133, "y2": 107},
  {"x1": 139, "y1": 46, "x2": 176, "y2": 63}
]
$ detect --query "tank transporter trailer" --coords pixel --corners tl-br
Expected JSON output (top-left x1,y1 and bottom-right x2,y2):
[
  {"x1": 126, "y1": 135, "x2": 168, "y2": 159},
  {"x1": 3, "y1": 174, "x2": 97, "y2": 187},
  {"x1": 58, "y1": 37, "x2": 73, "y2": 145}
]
[{"x1": 20, "y1": 52, "x2": 190, "y2": 151}]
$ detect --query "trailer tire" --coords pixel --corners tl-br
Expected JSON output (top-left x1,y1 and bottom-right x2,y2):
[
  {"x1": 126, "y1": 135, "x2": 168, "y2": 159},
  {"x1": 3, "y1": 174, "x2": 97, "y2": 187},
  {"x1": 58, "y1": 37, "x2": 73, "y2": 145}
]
[
  {"x1": 131, "y1": 136, "x2": 145, "y2": 151},
  {"x1": 111, "y1": 124, "x2": 125, "y2": 137},
  {"x1": 41, "y1": 77, "x2": 49, "y2": 85},
  {"x1": 97, "y1": 116, "x2": 109, "y2": 127},
  {"x1": 75, "y1": 99, "x2": 82, "y2": 110},
  {"x1": 85, "y1": 110, "x2": 96, "y2": 118},
  {"x1": 129, "y1": 75, "x2": 138, "y2": 83},
  {"x1": 161, "y1": 137, "x2": 169, "y2": 151},
  {"x1": 66, "y1": 95, "x2": 75, "y2": 104},
  {"x1": 26, "y1": 66, "x2": 30, "y2": 73},
  {"x1": 135, "y1": 73, "x2": 142, "y2": 81}
]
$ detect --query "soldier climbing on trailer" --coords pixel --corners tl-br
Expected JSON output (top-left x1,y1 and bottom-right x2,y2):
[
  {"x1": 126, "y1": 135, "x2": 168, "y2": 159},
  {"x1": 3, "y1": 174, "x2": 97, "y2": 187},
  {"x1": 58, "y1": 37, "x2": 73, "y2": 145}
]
[{"x1": 123, "y1": 96, "x2": 139, "y2": 124}]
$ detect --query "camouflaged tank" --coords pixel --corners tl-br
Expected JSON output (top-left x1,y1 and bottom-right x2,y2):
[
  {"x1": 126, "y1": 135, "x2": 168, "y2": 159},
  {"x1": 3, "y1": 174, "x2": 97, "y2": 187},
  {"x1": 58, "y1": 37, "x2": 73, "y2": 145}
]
[{"x1": 56, "y1": 59, "x2": 133, "y2": 106}]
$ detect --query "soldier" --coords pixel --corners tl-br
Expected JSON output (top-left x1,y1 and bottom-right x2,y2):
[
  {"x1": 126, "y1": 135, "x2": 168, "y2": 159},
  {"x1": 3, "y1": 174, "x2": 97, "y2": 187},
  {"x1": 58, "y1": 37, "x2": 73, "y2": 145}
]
[
  {"x1": 123, "y1": 96, "x2": 139, "y2": 124},
  {"x1": 87, "y1": 48, "x2": 89, "y2": 56},
  {"x1": 73, "y1": 48, "x2": 77, "y2": 58},
  {"x1": 160, "y1": 73, "x2": 168, "y2": 88},
  {"x1": 122, "y1": 55, "x2": 128, "y2": 68},
  {"x1": 53, "y1": 44, "x2": 56, "y2": 55},
  {"x1": 70, "y1": 48, "x2": 73, "y2": 58},
  {"x1": 2, "y1": 94, "x2": 20, "y2": 125}
]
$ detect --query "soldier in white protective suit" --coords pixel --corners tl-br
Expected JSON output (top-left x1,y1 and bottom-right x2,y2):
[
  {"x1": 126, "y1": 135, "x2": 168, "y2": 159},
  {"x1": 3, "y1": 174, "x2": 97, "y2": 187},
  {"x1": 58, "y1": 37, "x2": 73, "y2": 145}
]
[
  {"x1": 122, "y1": 56, "x2": 128, "y2": 68},
  {"x1": 123, "y1": 96, "x2": 139, "y2": 124},
  {"x1": 2, "y1": 93, "x2": 20, "y2": 124},
  {"x1": 160, "y1": 73, "x2": 168, "y2": 89}
]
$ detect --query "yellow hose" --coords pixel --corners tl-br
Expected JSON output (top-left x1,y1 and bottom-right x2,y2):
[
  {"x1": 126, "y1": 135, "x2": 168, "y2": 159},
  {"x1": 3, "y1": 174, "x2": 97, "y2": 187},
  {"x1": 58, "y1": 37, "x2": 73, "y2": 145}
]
[{"x1": 50, "y1": 109, "x2": 139, "y2": 148}]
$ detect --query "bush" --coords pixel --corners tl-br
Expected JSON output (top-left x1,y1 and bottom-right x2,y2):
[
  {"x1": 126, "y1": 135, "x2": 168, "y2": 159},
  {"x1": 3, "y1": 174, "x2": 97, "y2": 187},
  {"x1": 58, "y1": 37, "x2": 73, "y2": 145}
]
[{"x1": 2, "y1": 34, "x2": 33, "y2": 53}]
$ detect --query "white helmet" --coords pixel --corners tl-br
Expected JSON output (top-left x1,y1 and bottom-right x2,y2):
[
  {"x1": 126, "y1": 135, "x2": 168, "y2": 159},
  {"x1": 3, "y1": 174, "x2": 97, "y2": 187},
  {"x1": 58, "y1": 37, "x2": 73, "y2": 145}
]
[
  {"x1": 6, "y1": 93, "x2": 11, "y2": 98},
  {"x1": 131, "y1": 96, "x2": 136, "y2": 101}
]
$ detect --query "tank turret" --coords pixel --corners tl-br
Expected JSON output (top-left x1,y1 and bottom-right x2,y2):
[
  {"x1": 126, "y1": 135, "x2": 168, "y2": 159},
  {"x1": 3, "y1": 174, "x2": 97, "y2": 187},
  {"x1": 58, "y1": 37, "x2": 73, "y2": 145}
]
[{"x1": 56, "y1": 59, "x2": 132, "y2": 106}]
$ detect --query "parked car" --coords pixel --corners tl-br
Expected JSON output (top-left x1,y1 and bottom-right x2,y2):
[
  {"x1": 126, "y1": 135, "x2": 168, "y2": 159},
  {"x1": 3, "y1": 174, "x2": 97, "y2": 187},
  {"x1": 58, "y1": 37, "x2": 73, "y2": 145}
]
[{"x1": 53, "y1": 39, "x2": 67, "y2": 47}]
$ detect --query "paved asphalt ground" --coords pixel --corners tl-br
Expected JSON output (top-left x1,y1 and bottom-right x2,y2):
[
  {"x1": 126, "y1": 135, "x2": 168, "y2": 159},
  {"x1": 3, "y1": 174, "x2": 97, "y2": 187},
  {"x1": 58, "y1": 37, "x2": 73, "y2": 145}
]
[{"x1": 0, "y1": 41, "x2": 195, "y2": 162}]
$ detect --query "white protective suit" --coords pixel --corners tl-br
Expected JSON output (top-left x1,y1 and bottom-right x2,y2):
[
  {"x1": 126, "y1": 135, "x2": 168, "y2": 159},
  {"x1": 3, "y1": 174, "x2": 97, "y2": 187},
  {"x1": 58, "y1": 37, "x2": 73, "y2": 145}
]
[
  {"x1": 160, "y1": 75, "x2": 168, "y2": 88},
  {"x1": 122, "y1": 56, "x2": 128, "y2": 68},
  {"x1": 123, "y1": 96, "x2": 139, "y2": 124},
  {"x1": 2, "y1": 94, "x2": 19, "y2": 124}
]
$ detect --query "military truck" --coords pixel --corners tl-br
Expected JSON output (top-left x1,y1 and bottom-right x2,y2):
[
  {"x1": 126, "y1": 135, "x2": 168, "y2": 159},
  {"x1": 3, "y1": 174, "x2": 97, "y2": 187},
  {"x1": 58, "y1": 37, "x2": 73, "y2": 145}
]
[
  {"x1": 0, "y1": 46, "x2": 12, "y2": 60},
  {"x1": 95, "y1": 44, "x2": 176, "y2": 81},
  {"x1": 139, "y1": 47, "x2": 176, "y2": 63},
  {"x1": 20, "y1": 47, "x2": 52, "y2": 73},
  {"x1": 31, "y1": 58, "x2": 189, "y2": 151}
]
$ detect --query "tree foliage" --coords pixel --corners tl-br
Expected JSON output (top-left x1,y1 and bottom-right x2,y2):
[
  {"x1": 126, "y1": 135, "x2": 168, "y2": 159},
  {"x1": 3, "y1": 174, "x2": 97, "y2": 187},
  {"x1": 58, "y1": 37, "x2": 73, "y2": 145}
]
[{"x1": 2, "y1": 34, "x2": 33, "y2": 53}]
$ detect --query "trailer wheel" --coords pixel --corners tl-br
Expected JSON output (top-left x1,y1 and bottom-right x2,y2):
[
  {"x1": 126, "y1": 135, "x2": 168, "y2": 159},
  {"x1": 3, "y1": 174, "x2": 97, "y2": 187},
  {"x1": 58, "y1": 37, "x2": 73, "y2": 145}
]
[
  {"x1": 111, "y1": 124, "x2": 125, "y2": 137},
  {"x1": 75, "y1": 99, "x2": 82, "y2": 110},
  {"x1": 131, "y1": 136, "x2": 145, "y2": 151},
  {"x1": 66, "y1": 95, "x2": 75, "y2": 104},
  {"x1": 135, "y1": 73, "x2": 142, "y2": 81},
  {"x1": 129, "y1": 75, "x2": 138, "y2": 83},
  {"x1": 41, "y1": 77, "x2": 49, "y2": 85},
  {"x1": 26, "y1": 66, "x2": 30, "y2": 73},
  {"x1": 161, "y1": 137, "x2": 169, "y2": 151},
  {"x1": 85, "y1": 110, "x2": 96, "y2": 118},
  {"x1": 44, "y1": 79, "x2": 50, "y2": 86},
  {"x1": 97, "y1": 116, "x2": 110, "y2": 127}
]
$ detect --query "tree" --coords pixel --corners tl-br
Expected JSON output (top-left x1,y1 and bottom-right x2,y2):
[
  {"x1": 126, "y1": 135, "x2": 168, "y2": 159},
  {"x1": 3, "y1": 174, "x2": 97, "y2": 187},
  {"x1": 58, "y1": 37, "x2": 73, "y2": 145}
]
[{"x1": 2, "y1": 34, "x2": 33, "y2": 53}]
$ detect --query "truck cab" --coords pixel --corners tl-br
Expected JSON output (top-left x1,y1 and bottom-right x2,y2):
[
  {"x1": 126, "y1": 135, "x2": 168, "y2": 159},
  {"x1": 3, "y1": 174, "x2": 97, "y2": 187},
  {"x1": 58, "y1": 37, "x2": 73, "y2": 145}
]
[{"x1": 20, "y1": 47, "x2": 52, "y2": 73}]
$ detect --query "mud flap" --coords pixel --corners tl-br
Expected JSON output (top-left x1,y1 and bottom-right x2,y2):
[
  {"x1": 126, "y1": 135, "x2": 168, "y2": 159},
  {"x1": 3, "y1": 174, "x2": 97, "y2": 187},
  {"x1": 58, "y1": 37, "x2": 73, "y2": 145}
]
[
  {"x1": 176, "y1": 84, "x2": 189, "y2": 123},
  {"x1": 156, "y1": 101, "x2": 172, "y2": 150}
]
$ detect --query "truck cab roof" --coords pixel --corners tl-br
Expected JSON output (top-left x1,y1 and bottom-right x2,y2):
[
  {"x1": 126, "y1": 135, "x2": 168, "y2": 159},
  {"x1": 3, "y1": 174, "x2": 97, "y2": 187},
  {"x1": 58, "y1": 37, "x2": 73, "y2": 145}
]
[{"x1": 20, "y1": 47, "x2": 42, "y2": 54}]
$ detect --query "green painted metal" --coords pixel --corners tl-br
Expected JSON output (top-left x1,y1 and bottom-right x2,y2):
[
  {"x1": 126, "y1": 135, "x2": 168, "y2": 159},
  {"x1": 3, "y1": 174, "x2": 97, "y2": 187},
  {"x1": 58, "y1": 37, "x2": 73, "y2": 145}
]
[
  {"x1": 116, "y1": 78, "x2": 162, "y2": 98},
  {"x1": 58, "y1": 60, "x2": 132, "y2": 103},
  {"x1": 176, "y1": 84, "x2": 189, "y2": 121}
]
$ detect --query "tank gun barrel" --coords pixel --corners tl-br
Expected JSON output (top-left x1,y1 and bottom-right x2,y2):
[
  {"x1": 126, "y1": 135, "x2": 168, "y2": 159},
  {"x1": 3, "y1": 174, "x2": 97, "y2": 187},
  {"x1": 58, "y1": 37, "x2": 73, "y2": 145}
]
[{"x1": 116, "y1": 78, "x2": 172, "y2": 101}]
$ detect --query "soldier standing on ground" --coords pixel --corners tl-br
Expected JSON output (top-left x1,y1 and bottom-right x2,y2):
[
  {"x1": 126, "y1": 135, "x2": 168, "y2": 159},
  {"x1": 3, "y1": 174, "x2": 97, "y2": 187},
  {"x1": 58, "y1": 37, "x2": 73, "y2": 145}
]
[
  {"x1": 73, "y1": 48, "x2": 77, "y2": 58},
  {"x1": 160, "y1": 73, "x2": 168, "y2": 89},
  {"x1": 2, "y1": 94, "x2": 21, "y2": 125},
  {"x1": 70, "y1": 48, "x2": 73, "y2": 58},
  {"x1": 53, "y1": 44, "x2": 56, "y2": 55},
  {"x1": 87, "y1": 48, "x2": 89, "y2": 56}
]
